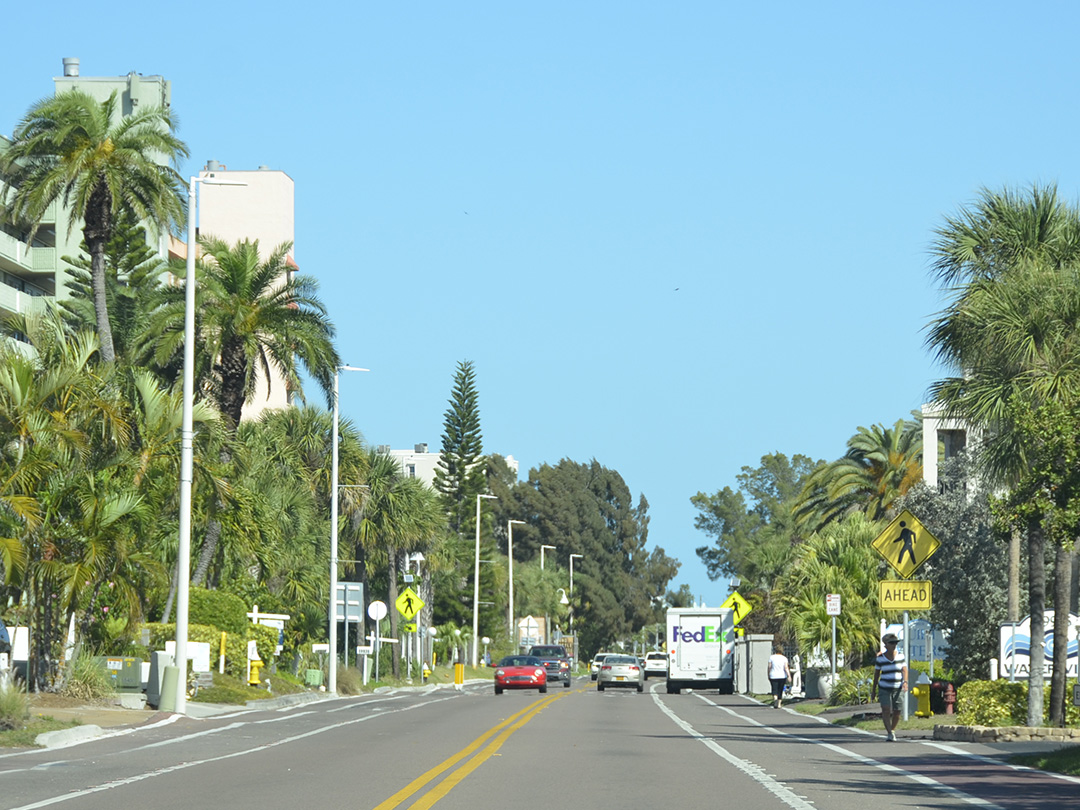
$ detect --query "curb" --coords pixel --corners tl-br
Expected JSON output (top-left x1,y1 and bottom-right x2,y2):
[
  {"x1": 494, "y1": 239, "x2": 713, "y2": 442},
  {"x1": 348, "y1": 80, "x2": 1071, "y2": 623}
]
[{"x1": 35, "y1": 724, "x2": 106, "y2": 749}]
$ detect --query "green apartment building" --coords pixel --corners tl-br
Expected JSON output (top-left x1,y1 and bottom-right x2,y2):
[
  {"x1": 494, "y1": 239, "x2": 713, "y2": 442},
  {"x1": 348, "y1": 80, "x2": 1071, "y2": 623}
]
[{"x1": 0, "y1": 58, "x2": 173, "y2": 332}]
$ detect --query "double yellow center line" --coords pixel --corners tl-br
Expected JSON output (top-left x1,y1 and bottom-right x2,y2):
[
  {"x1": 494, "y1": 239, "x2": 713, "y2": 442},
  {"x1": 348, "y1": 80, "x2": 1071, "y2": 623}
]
[{"x1": 373, "y1": 690, "x2": 570, "y2": 810}]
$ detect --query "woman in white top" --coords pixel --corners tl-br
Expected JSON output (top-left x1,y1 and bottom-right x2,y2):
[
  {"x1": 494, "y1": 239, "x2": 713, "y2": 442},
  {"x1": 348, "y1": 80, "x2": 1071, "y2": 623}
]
[{"x1": 767, "y1": 645, "x2": 791, "y2": 708}]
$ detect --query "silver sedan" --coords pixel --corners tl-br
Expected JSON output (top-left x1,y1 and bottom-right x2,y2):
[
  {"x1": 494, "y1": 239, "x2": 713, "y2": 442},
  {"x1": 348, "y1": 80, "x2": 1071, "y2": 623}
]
[{"x1": 596, "y1": 654, "x2": 644, "y2": 692}]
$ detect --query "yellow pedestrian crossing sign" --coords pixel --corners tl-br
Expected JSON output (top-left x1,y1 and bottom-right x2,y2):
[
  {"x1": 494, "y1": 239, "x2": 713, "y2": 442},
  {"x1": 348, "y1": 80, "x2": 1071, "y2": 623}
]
[
  {"x1": 396, "y1": 587, "x2": 424, "y2": 620},
  {"x1": 720, "y1": 590, "x2": 753, "y2": 625},
  {"x1": 872, "y1": 510, "x2": 941, "y2": 579}
]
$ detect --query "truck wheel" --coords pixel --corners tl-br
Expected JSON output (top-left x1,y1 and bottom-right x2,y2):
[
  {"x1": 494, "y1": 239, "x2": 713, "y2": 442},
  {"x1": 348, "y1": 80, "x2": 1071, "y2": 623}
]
[
  {"x1": 666, "y1": 683, "x2": 679, "y2": 694},
  {"x1": 563, "y1": 678, "x2": 570, "y2": 688},
  {"x1": 718, "y1": 679, "x2": 734, "y2": 695}
]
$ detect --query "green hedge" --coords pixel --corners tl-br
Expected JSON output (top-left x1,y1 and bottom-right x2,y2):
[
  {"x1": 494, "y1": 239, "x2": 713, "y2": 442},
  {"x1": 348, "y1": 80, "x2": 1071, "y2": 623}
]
[
  {"x1": 956, "y1": 679, "x2": 1080, "y2": 726},
  {"x1": 188, "y1": 588, "x2": 249, "y2": 635},
  {"x1": 139, "y1": 622, "x2": 278, "y2": 680}
]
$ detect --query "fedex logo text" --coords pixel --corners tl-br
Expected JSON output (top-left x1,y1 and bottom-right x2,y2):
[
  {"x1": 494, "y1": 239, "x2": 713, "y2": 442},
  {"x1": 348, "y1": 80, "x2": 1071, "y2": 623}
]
[{"x1": 673, "y1": 626, "x2": 727, "y2": 643}]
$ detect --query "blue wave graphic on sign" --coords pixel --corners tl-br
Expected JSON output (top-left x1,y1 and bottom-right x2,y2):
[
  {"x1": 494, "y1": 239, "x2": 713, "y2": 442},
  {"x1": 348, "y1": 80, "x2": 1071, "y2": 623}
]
[{"x1": 1002, "y1": 632, "x2": 1079, "y2": 661}]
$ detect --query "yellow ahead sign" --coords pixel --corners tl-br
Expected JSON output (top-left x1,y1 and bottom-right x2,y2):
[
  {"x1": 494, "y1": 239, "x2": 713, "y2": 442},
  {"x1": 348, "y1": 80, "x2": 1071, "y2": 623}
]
[
  {"x1": 396, "y1": 587, "x2": 424, "y2": 619},
  {"x1": 872, "y1": 510, "x2": 941, "y2": 579},
  {"x1": 720, "y1": 591, "x2": 753, "y2": 625},
  {"x1": 879, "y1": 580, "x2": 932, "y2": 610}
]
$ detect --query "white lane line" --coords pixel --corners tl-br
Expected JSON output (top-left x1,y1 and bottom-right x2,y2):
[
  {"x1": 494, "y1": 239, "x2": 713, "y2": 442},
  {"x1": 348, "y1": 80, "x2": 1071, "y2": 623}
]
[
  {"x1": 695, "y1": 695, "x2": 1006, "y2": 810},
  {"x1": 651, "y1": 690, "x2": 816, "y2": 810},
  {"x1": 919, "y1": 740, "x2": 1080, "y2": 786},
  {"x1": 5, "y1": 694, "x2": 458, "y2": 808}
]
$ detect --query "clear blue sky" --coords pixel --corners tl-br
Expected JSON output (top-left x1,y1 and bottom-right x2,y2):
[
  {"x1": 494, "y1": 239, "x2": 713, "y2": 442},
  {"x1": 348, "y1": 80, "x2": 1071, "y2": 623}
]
[{"x1": 5, "y1": 3, "x2": 1078, "y2": 604}]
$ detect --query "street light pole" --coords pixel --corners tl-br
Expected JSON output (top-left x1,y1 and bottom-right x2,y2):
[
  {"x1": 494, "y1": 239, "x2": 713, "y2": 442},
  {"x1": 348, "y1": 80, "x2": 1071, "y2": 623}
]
[
  {"x1": 328, "y1": 364, "x2": 368, "y2": 695},
  {"x1": 569, "y1": 554, "x2": 583, "y2": 638},
  {"x1": 473, "y1": 494, "x2": 497, "y2": 667},
  {"x1": 507, "y1": 520, "x2": 526, "y2": 640},
  {"x1": 175, "y1": 173, "x2": 244, "y2": 715},
  {"x1": 539, "y1": 544, "x2": 556, "y2": 643}
]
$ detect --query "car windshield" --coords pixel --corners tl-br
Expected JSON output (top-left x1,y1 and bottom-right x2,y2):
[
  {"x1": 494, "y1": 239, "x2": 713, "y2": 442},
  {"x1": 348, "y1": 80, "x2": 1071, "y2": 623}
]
[
  {"x1": 531, "y1": 647, "x2": 565, "y2": 656},
  {"x1": 499, "y1": 656, "x2": 541, "y2": 667}
]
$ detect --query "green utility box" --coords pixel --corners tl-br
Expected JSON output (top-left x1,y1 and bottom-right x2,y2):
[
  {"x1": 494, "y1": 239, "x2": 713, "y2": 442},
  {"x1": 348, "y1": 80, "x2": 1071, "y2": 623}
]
[
  {"x1": 304, "y1": 669, "x2": 324, "y2": 687},
  {"x1": 96, "y1": 656, "x2": 143, "y2": 692}
]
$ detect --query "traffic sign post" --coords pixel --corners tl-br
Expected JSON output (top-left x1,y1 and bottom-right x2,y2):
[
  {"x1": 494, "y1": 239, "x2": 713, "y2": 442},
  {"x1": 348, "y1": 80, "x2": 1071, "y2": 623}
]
[
  {"x1": 872, "y1": 510, "x2": 941, "y2": 579},
  {"x1": 871, "y1": 510, "x2": 943, "y2": 724},
  {"x1": 721, "y1": 591, "x2": 753, "y2": 626},
  {"x1": 368, "y1": 600, "x2": 388, "y2": 683},
  {"x1": 826, "y1": 594, "x2": 840, "y2": 680},
  {"x1": 879, "y1": 581, "x2": 932, "y2": 610}
]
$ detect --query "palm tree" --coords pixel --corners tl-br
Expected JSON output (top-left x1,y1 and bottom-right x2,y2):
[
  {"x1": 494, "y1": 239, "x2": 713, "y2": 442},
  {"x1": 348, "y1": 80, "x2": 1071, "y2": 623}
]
[
  {"x1": 926, "y1": 183, "x2": 1080, "y2": 725},
  {"x1": 795, "y1": 418, "x2": 922, "y2": 532},
  {"x1": 0, "y1": 90, "x2": 188, "y2": 363},
  {"x1": 143, "y1": 236, "x2": 339, "y2": 586},
  {"x1": 346, "y1": 449, "x2": 444, "y2": 677},
  {"x1": 773, "y1": 513, "x2": 885, "y2": 669}
]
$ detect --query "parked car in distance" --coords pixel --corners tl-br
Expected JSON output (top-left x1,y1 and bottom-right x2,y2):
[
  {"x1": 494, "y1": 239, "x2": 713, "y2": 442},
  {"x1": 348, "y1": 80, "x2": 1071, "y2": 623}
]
[
  {"x1": 597, "y1": 654, "x2": 644, "y2": 692},
  {"x1": 527, "y1": 644, "x2": 571, "y2": 688},
  {"x1": 590, "y1": 653, "x2": 613, "y2": 680},
  {"x1": 494, "y1": 655, "x2": 548, "y2": 695},
  {"x1": 643, "y1": 651, "x2": 668, "y2": 680}
]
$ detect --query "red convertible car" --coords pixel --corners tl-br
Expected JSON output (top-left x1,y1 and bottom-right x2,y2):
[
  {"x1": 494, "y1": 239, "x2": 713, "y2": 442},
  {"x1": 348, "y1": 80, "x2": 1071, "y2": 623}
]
[{"x1": 494, "y1": 655, "x2": 548, "y2": 694}]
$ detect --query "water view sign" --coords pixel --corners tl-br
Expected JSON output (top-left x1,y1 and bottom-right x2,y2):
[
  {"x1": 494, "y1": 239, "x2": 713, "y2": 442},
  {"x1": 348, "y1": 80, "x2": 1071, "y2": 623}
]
[{"x1": 999, "y1": 611, "x2": 1079, "y2": 679}]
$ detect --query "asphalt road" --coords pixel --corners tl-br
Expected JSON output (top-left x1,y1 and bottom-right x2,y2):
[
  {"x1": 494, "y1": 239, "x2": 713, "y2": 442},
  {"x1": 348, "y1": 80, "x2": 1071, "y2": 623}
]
[{"x1": 1, "y1": 679, "x2": 1077, "y2": 810}]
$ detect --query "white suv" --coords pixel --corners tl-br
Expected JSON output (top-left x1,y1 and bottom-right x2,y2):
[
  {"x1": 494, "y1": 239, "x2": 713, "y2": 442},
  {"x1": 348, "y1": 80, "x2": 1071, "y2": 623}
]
[
  {"x1": 643, "y1": 651, "x2": 668, "y2": 680},
  {"x1": 590, "y1": 653, "x2": 613, "y2": 681}
]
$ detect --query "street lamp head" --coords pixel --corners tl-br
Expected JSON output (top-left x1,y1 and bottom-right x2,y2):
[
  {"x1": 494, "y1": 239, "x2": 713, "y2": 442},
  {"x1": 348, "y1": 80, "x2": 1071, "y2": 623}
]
[{"x1": 339, "y1": 365, "x2": 370, "y2": 372}]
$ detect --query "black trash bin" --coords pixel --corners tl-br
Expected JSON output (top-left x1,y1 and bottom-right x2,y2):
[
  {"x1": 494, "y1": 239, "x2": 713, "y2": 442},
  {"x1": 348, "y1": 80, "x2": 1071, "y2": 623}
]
[{"x1": 930, "y1": 680, "x2": 949, "y2": 714}]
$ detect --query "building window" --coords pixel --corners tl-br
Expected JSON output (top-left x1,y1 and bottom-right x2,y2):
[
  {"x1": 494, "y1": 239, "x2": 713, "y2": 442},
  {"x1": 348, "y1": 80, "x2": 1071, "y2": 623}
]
[{"x1": 407, "y1": 464, "x2": 416, "y2": 478}]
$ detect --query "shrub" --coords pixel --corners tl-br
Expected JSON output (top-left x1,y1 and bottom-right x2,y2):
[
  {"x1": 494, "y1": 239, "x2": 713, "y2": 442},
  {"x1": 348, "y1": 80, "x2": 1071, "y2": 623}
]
[
  {"x1": 336, "y1": 666, "x2": 364, "y2": 695},
  {"x1": 0, "y1": 682, "x2": 29, "y2": 731},
  {"x1": 138, "y1": 622, "x2": 278, "y2": 679},
  {"x1": 60, "y1": 651, "x2": 116, "y2": 702},
  {"x1": 826, "y1": 667, "x2": 875, "y2": 706},
  {"x1": 188, "y1": 588, "x2": 249, "y2": 635},
  {"x1": 956, "y1": 679, "x2": 1080, "y2": 726}
]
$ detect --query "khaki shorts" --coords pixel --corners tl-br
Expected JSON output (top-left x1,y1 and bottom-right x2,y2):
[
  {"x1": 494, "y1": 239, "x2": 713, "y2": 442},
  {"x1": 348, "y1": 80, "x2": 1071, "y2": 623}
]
[{"x1": 879, "y1": 686, "x2": 903, "y2": 713}]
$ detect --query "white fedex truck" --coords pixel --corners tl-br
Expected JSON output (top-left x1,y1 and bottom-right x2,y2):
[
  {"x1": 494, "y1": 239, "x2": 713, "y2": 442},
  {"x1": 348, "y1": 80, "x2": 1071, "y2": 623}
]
[{"x1": 666, "y1": 606, "x2": 736, "y2": 694}]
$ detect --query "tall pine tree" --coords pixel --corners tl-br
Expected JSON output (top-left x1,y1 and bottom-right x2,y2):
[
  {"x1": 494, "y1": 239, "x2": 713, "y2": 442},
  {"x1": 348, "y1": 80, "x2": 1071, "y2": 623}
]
[{"x1": 434, "y1": 360, "x2": 487, "y2": 535}]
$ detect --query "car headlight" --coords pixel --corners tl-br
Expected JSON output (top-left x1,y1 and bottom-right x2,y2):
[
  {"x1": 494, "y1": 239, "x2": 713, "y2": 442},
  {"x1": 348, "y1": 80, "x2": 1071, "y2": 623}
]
[
  {"x1": 495, "y1": 669, "x2": 505, "y2": 677},
  {"x1": 534, "y1": 669, "x2": 544, "y2": 678}
]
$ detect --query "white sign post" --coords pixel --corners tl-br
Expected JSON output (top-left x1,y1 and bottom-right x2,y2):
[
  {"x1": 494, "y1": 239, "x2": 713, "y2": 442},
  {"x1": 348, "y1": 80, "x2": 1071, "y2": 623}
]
[
  {"x1": 368, "y1": 600, "x2": 388, "y2": 682},
  {"x1": 826, "y1": 594, "x2": 841, "y2": 680}
]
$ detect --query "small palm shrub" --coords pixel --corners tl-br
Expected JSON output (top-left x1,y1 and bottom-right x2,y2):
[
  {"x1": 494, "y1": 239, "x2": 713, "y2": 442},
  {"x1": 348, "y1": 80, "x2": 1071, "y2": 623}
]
[
  {"x1": 826, "y1": 667, "x2": 875, "y2": 706},
  {"x1": 60, "y1": 651, "x2": 116, "y2": 701},
  {"x1": 0, "y1": 682, "x2": 30, "y2": 731},
  {"x1": 336, "y1": 666, "x2": 364, "y2": 695}
]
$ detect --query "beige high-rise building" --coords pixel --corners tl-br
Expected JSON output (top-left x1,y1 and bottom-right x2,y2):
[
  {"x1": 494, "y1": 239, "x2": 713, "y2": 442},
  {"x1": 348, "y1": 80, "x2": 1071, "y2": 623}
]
[
  {"x1": 170, "y1": 160, "x2": 297, "y2": 420},
  {"x1": 198, "y1": 160, "x2": 296, "y2": 419}
]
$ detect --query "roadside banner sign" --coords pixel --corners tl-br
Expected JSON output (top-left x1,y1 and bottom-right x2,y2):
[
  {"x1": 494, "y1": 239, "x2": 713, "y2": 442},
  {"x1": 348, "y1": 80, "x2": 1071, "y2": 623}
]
[
  {"x1": 872, "y1": 510, "x2": 941, "y2": 579},
  {"x1": 879, "y1": 580, "x2": 932, "y2": 610},
  {"x1": 720, "y1": 591, "x2": 753, "y2": 625}
]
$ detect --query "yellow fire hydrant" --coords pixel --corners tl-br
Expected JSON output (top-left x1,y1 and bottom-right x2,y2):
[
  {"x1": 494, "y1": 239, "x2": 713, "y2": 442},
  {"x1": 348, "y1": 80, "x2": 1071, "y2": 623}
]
[
  {"x1": 911, "y1": 673, "x2": 932, "y2": 717},
  {"x1": 249, "y1": 658, "x2": 264, "y2": 686}
]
